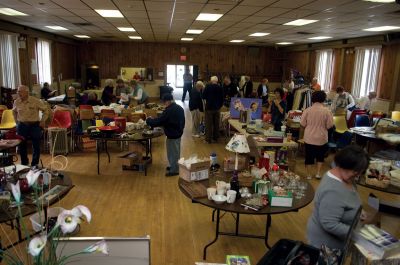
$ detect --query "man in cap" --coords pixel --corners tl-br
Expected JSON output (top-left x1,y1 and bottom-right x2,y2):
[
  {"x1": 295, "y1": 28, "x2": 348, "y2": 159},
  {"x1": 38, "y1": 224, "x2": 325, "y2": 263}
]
[{"x1": 146, "y1": 94, "x2": 185, "y2": 176}]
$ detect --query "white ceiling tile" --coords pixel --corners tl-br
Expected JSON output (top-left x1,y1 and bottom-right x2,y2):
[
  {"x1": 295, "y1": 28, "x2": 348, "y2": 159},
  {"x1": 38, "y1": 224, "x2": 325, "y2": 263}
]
[
  {"x1": 228, "y1": 5, "x2": 263, "y2": 15},
  {"x1": 145, "y1": 1, "x2": 174, "y2": 11},
  {"x1": 175, "y1": 3, "x2": 204, "y2": 13},
  {"x1": 51, "y1": 0, "x2": 88, "y2": 9},
  {"x1": 201, "y1": 3, "x2": 236, "y2": 13},
  {"x1": 114, "y1": 0, "x2": 146, "y2": 10},
  {"x1": 301, "y1": 0, "x2": 353, "y2": 11},
  {"x1": 271, "y1": 0, "x2": 315, "y2": 9},
  {"x1": 254, "y1": 7, "x2": 291, "y2": 17},
  {"x1": 239, "y1": 0, "x2": 277, "y2": 7},
  {"x1": 82, "y1": 0, "x2": 117, "y2": 9}
]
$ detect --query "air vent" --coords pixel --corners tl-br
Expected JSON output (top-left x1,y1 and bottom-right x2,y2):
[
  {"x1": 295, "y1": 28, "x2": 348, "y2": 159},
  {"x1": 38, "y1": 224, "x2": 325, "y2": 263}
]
[
  {"x1": 206, "y1": 39, "x2": 218, "y2": 42},
  {"x1": 72, "y1": 22, "x2": 93, "y2": 26},
  {"x1": 297, "y1": 31, "x2": 313, "y2": 35}
]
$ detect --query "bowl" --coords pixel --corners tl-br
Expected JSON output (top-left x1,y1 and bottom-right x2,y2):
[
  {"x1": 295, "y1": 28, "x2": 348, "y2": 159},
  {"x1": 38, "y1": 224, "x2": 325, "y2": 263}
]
[
  {"x1": 142, "y1": 130, "x2": 153, "y2": 137},
  {"x1": 98, "y1": 126, "x2": 119, "y2": 132},
  {"x1": 212, "y1": 194, "x2": 227, "y2": 204}
]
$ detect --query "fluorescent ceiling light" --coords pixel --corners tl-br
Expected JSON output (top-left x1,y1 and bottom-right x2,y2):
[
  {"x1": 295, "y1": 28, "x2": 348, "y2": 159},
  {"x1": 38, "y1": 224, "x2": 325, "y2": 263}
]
[
  {"x1": 74, "y1": 35, "x2": 90, "y2": 38},
  {"x1": 46, "y1": 26, "x2": 68, "y2": 31},
  {"x1": 118, "y1": 27, "x2": 135, "y2": 32},
  {"x1": 129, "y1": 36, "x2": 142, "y2": 39},
  {"x1": 196, "y1": 13, "x2": 223, "y2": 21},
  {"x1": 95, "y1": 9, "x2": 123, "y2": 18},
  {"x1": 284, "y1": 19, "x2": 318, "y2": 26},
  {"x1": 0, "y1": 8, "x2": 28, "y2": 16},
  {"x1": 186, "y1": 29, "x2": 203, "y2": 34},
  {"x1": 181, "y1": 38, "x2": 193, "y2": 41},
  {"x1": 363, "y1": 26, "x2": 400, "y2": 31},
  {"x1": 308, "y1": 36, "x2": 332, "y2": 40},
  {"x1": 276, "y1": 42, "x2": 293, "y2": 45},
  {"x1": 363, "y1": 0, "x2": 395, "y2": 2},
  {"x1": 249, "y1": 32, "x2": 270, "y2": 37},
  {"x1": 230, "y1": 40, "x2": 244, "y2": 43}
]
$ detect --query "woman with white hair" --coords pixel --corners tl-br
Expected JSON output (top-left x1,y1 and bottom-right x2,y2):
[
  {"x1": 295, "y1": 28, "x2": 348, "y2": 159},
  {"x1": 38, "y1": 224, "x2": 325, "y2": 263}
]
[
  {"x1": 189, "y1": 81, "x2": 205, "y2": 137},
  {"x1": 101, "y1": 79, "x2": 115, "y2": 106}
]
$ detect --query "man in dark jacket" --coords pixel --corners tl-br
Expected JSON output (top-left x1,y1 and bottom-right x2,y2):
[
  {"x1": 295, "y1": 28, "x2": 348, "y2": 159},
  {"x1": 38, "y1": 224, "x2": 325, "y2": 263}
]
[
  {"x1": 202, "y1": 76, "x2": 224, "y2": 143},
  {"x1": 146, "y1": 94, "x2": 185, "y2": 176},
  {"x1": 257, "y1": 77, "x2": 269, "y2": 105},
  {"x1": 222, "y1": 76, "x2": 239, "y2": 107}
]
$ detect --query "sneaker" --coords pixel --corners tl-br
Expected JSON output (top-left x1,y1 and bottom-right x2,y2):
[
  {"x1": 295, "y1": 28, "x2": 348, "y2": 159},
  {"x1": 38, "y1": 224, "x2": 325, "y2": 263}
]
[
  {"x1": 315, "y1": 174, "x2": 322, "y2": 179},
  {"x1": 306, "y1": 175, "x2": 312, "y2": 180}
]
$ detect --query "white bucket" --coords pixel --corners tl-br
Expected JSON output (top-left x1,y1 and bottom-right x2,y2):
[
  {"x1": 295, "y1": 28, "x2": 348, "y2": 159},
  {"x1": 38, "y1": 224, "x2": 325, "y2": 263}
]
[{"x1": 29, "y1": 207, "x2": 65, "y2": 232}]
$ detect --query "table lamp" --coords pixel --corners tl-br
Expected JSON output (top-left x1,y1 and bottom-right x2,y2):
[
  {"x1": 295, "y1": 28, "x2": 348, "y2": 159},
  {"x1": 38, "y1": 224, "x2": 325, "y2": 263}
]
[
  {"x1": 392, "y1": 111, "x2": 400, "y2": 122},
  {"x1": 225, "y1": 134, "x2": 250, "y2": 194}
]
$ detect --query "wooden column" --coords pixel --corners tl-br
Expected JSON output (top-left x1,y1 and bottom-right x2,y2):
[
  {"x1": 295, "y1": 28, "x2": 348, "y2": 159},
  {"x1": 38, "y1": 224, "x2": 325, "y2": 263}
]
[{"x1": 389, "y1": 49, "x2": 400, "y2": 111}]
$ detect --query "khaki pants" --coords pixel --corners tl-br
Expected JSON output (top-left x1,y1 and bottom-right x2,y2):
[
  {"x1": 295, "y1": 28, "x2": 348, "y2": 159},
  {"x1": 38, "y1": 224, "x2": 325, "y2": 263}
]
[{"x1": 191, "y1": 109, "x2": 201, "y2": 135}]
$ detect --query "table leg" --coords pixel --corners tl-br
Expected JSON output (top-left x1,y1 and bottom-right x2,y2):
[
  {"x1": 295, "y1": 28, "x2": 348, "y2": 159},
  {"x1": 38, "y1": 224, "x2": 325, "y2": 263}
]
[
  {"x1": 235, "y1": 213, "x2": 240, "y2": 235},
  {"x1": 97, "y1": 141, "x2": 101, "y2": 174},
  {"x1": 203, "y1": 209, "x2": 220, "y2": 260},
  {"x1": 104, "y1": 141, "x2": 110, "y2": 162},
  {"x1": 264, "y1": 214, "x2": 272, "y2": 249}
]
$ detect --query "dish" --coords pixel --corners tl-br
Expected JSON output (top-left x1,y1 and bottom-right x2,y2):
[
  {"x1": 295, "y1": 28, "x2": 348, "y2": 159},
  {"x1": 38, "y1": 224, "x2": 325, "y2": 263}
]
[
  {"x1": 98, "y1": 126, "x2": 119, "y2": 132},
  {"x1": 142, "y1": 130, "x2": 153, "y2": 136},
  {"x1": 212, "y1": 194, "x2": 227, "y2": 204}
]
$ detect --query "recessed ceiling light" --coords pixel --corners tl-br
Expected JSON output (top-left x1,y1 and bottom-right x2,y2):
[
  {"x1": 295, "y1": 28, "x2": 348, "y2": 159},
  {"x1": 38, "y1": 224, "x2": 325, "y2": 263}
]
[
  {"x1": 230, "y1": 40, "x2": 244, "y2": 43},
  {"x1": 95, "y1": 9, "x2": 123, "y2": 18},
  {"x1": 284, "y1": 19, "x2": 318, "y2": 26},
  {"x1": 363, "y1": 26, "x2": 400, "y2": 31},
  {"x1": 74, "y1": 35, "x2": 90, "y2": 38},
  {"x1": 118, "y1": 27, "x2": 135, "y2": 32},
  {"x1": 363, "y1": 0, "x2": 395, "y2": 2},
  {"x1": 129, "y1": 36, "x2": 142, "y2": 39},
  {"x1": 276, "y1": 42, "x2": 293, "y2": 45},
  {"x1": 249, "y1": 32, "x2": 270, "y2": 37},
  {"x1": 45, "y1": 26, "x2": 68, "y2": 31},
  {"x1": 196, "y1": 13, "x2": 223, "y2": 21},
  {"x1": 181, "y1": 38, "x2": 193, "y2": 41},
  {"x1": 186, "y1": 29, "x2": 203, "y2": 34},
  {"x1": 0, "y1": 8, "x2": 28, "y2": 16},
  {"x1": 308, "y1": 36, "x2": 332, "y2": 40}
]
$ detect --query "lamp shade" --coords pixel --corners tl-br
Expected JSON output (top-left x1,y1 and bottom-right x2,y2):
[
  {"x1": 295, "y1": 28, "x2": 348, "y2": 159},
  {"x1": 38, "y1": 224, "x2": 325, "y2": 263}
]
[
  {"x1": 392, "y1": 111, "x2": 400, "y2": 122},
  {"x1": 225, "y1": 134, "x2": 250, "y2": 153}
]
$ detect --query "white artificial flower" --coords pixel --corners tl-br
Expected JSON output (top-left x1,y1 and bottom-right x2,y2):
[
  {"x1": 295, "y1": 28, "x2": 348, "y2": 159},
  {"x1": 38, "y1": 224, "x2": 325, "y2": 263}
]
[
  {"x1": 71, "y1": 205, "x2": 91, "y2": 223},
  {"x1": 84, "y1": 240, "x2": 109, "y2": 255},
  {"x1": 10, "y1": 181, "x2": 21, "y2": 203},
  {"x1": 57, "y1": 210, "x2": 81, "y2": 234},
  {"x1": 28, "y1": 235, "x2": 47, "y2": 256},
  {"x1": 26, "y1": 170, "x2": 42, "y2": 186}
]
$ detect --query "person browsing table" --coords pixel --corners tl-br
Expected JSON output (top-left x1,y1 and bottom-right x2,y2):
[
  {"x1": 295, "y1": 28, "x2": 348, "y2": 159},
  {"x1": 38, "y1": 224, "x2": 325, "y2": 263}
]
[
  {"x1": 146, "y1": 94, "x2": 185, "y2": 176},
  {"x1": 13, "y1": 85, "x2": 49, "y2": 167}
]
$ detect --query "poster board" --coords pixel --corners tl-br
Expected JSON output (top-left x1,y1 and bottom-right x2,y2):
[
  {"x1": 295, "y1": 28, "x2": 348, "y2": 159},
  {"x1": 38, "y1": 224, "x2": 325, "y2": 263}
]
[
  {"x1": 56, "y1": 236, "x2": 150, "y2": 265},
  {"x1": 229, "y1": 97, "x2": 262, "y2": 120}
]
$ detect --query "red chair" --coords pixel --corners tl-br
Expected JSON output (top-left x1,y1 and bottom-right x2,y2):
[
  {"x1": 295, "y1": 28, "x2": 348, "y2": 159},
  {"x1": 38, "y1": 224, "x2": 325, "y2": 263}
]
[
  {"x1": 347, "y1": 109, "x2": 367, "y2": 128},
  {"x1": 79, "y1": 105, "x2": 93, "y2": 110},
  {"x1": 47, "y1": 110, "x2": 74, "y2": 152}
]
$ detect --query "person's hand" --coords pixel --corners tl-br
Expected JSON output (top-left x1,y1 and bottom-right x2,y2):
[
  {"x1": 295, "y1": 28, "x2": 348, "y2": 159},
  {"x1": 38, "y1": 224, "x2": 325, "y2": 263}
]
[{"x1": 274, "y1": 99, "x2": 280, "y2": 106}]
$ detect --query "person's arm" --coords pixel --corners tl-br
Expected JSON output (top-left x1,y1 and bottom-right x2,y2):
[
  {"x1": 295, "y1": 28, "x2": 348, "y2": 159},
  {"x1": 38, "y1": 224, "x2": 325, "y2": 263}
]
[
  {"x1": 146, "y1": 108, "x2": 168, "y2": 128},
  {"x1": 134, "y1": 88, "x2": 143, "y2": 100},
  {"x1": 275, "y1": 100, "x2": 285, "y2": 114},
  {"x1": 300, "y1": 110, "x2": 307, "y2": 127},
  {"x1": 12, "y1": 102, "x2": 18, "y2": 123},
  {"x1": 318, "y1": 191, "x2": 352, "y2": 240},
  {"x1": 347, "y1": 93, "x2": 355, "y2": 108},
  {"x1": 38, "y1": 100, "x2": 49, "y2": 127},
  {"x1": 331, "y1": 95, "x2": 338, "y2": 113},
  {"x1": 326, "y1": 111, "x2": 334, "y2": 129}
]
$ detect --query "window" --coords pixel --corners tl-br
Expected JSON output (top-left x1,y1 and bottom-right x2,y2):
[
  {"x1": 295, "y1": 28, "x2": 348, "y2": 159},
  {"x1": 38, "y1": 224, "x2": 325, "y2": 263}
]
[
  {"x1": 315, "y1": 49, "x2": 333, "y2": 91},
  {"x1": 36, "y1": 39, "x2": 52, "y2": 85},
  {"x1": 0, "y1": 33, "x2": 21, "y2": 89},
  {"x1": 351, "y1": 46, "x2": 381, "y2": 98}
]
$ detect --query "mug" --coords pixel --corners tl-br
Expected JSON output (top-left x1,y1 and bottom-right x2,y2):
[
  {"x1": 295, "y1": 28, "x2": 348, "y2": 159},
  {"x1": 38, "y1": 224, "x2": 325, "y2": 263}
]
[
  {"x1": 216, "y1": 180, "x2": 228, "y2": 190},
  {"x1": 217, "y1": 187, "x2": 225, "y2": 195},
  {"x1": 207, "y1": 187, "x2": 216, "y2": 200},
  {"x1": 227, "y1": 190, "x2": 237, "y2": 203}
]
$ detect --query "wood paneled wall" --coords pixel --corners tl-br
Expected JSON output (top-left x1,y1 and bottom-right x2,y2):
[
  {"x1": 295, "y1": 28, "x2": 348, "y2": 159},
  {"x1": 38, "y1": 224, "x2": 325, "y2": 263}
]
[
  {"x1": 19, "y1": 36, "x2": 37, "y2": 87},
  {"x1": 77, "y1": 42, "x2": 283, "y2": 82},
  {"x1": 283, "y1": 44, "x2": 400, "y2": 100}
]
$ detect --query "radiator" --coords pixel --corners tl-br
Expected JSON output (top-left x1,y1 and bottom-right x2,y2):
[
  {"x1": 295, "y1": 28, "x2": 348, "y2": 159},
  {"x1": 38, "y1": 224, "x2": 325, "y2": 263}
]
[{"x1": 48, "y1": 128, "x2": 68, "y2": 155}]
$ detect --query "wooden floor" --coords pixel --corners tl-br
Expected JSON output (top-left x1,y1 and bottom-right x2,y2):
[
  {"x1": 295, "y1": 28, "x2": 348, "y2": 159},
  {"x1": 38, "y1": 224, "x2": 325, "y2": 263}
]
[{"x1": 2, "y1": 101, "x2": 400, "y2": 265}]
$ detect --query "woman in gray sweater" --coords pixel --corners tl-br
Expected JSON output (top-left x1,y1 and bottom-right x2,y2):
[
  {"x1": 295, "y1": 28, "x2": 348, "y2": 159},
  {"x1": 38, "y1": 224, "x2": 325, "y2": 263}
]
[{"x1": 307, "y1": 145, "x2": 369, "y2": 250}]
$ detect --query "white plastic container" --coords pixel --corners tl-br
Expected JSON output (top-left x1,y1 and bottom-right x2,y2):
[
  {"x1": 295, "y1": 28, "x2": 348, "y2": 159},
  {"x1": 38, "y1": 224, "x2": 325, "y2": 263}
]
[{"x1": 30, "y1": 207, "x2": 65, "y2": 232}]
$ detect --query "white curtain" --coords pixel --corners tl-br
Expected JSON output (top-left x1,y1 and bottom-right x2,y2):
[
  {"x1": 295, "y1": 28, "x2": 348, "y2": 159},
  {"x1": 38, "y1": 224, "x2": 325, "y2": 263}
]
[
  {"x1": 315, "y1": 49, "x2": 333, "y2": 91},
  {"x1": 36, "y1": 39, "x2": 52, "y2": 85},
  {"x1": 351, "y1": 46, "x2": 381, "y2": 98},
  {"x1": 0, "y1": 33, "x2": 21, "y2": 89}
]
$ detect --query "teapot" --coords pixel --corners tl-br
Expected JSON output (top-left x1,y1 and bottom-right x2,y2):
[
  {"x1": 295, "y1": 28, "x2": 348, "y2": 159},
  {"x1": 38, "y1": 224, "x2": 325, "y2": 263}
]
[{"x1": 216, "y1": 180, "x2": 229, "y2": 190}]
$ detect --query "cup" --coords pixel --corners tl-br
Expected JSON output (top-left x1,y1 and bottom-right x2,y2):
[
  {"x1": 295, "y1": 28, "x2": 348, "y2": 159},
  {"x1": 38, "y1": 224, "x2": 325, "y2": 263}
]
[
  {"x1": 207, "y1": 187, "x2": 216, "y2": 200},
  {"x1": 227, "y1": 190, "x2": 237, "y2": 203},
  {"x1": 216, "y1": 180, "x2": 227, "y2": 190}
]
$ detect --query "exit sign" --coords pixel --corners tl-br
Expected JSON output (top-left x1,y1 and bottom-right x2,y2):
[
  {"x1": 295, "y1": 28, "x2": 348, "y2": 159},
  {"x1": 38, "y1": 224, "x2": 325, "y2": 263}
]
[{"x1": 180, "y1": 55, "x2": 187, "y2": 61}]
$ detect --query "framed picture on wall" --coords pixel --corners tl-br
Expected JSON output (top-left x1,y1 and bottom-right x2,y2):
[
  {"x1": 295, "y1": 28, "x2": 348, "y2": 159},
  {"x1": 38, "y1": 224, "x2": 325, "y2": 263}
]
[{"x1": 229, "y1": 97, "x2": 262, "y2": 120}]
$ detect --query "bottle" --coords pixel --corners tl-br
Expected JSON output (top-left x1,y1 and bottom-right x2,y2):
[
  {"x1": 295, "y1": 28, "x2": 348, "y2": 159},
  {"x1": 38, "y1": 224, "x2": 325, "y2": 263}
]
[
  {"x1": 230, "y1": 170, "x2": 240, "y2": 199},
  {"x1": 210, "y1": 152, "x2": 219, "y2": 171}
]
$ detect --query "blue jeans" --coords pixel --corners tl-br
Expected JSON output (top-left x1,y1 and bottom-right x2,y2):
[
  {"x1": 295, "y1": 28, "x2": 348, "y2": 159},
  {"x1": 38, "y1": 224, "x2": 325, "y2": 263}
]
[
  {"x1": 17, "y1": 122, "x2": 42, "y2": 166},
  {"x1": 166, "y1": 138, "x2": 181, "y2": 173}
]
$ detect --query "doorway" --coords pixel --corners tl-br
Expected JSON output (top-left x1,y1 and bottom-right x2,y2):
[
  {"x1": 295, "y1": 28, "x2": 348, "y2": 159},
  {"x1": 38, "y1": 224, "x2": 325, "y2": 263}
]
[{"x1": 166, "y1": 64, "x2": 193, "y2": 100}]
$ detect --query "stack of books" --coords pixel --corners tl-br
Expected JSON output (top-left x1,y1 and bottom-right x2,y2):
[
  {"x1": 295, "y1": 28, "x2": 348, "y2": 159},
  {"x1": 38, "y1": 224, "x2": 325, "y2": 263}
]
[{"x1": 353, "y1": 225, "x2": 400, "y2": 259}]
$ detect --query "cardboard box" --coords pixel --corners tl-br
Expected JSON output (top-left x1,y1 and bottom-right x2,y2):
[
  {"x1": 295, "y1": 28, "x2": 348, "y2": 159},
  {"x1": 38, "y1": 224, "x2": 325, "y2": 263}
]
[
  {"x1": 223, "y1": 154, "x2": 248, "y2": 172},
  {"x1": 82, "y1": 137, "x2": 96, "y2": 149},
  {"x1": 118, "y1": 151, "x2": 141, "y2": 167},
  {"x1": 179, "y1": 160, "x2": 210, "y2": 182},
  {"x1": 268, "y1": 190, "x2": 293, "y2": 207}
]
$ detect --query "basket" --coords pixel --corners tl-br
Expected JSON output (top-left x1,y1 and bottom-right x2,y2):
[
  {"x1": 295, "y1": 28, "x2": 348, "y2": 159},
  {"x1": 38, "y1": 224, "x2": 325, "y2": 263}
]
[
  {"x1": 365, "y1": 177, "x2": 390, "y2": 188},
  {"x1": 30, "y1": 207, "x2": 65, "y2": 232}
]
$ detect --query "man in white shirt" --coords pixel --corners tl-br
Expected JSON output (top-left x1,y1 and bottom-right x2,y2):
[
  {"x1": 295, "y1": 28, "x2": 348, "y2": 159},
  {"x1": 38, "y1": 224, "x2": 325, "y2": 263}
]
[{"x1": 357, "y1": 91, "x2": 377, "y2": 112}]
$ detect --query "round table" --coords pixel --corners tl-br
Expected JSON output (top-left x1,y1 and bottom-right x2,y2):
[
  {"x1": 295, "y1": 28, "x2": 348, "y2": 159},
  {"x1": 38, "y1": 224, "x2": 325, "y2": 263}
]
[{"x1": 178, "y1": 177, "x2": 314, "y2": 260}]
